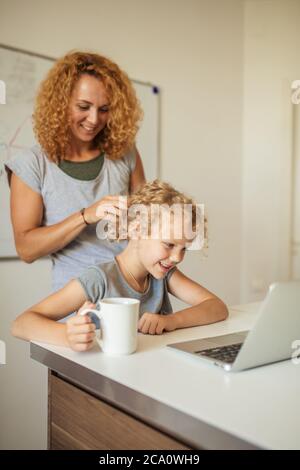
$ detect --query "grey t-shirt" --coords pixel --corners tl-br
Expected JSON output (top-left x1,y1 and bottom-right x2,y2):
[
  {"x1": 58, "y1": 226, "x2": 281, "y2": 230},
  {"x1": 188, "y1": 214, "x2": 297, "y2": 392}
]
[
  {"x1": 77, "y1": 257, "x2": 177, "y2": 320},
  {"x1": 5, "y1": 144, "x2": 136, "y2": 292}
]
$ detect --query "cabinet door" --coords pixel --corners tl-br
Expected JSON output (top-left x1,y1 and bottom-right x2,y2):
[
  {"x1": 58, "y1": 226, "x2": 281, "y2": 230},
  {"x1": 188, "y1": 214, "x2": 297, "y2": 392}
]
[{"x1": 49, "y1": 373, "x2": 191, "y2": 450}]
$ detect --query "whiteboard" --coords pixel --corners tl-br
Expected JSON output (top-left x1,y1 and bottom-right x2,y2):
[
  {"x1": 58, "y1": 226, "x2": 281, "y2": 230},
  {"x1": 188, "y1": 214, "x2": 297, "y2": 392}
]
[{"x1": 0, "y1": 45, "x2": 160, "y2": 257}]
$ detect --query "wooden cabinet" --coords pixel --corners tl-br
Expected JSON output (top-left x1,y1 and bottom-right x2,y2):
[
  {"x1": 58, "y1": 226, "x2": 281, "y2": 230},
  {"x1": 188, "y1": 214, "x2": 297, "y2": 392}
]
[{"x1": 48, "y1": 371, "x2": 191, "y2": 450}]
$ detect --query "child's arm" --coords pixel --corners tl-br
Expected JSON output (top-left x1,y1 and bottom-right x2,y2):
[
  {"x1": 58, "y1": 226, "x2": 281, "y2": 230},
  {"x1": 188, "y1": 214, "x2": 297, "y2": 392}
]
[
  {"x1": 167, "y1": 269, "x2": 229, "y2": 329},
  {"x1": 138, "y1": 269, "x2": 228, "y2": 335},
  {"x1": 11, "y1": 280, "x2": 96, "y2": 351}
]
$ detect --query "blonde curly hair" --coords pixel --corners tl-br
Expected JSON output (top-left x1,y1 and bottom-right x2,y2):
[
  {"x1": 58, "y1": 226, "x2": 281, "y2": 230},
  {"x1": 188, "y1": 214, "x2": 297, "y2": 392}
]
[
  {"x1": 104, "y1": 180, "x2": 207, "y2": 248},
  {"x1": 33, "y1": 51, "x2": 143, "y2": 163}
]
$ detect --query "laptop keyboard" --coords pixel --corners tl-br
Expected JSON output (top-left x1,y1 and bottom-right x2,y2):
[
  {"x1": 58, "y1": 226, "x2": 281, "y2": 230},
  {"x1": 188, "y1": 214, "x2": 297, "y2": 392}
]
[{"x1": 195, "y1": 343, "x2": 243, "y2": 364}]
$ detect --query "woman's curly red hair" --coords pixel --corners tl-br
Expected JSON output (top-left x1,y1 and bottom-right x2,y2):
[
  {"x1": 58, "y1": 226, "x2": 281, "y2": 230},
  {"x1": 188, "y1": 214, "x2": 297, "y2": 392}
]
[{"x1": 33, "y1": 51, "x2": 143, "y2": 163}]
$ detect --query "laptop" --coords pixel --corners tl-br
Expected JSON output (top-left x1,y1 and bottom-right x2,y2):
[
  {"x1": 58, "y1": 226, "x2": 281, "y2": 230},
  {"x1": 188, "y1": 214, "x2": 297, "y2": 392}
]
[{"x1": 167, "y1": 281, "x2": 300, "y2": 372}]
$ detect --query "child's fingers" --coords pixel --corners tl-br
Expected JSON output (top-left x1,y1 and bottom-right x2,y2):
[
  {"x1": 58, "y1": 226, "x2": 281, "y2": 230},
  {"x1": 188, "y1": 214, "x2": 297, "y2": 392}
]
[
  {"x1": 70, "y1": 332, "x2": 95, "y2": 344},
  {"x1": 68, "y1": 322, "x2": 96, "y2": 335},
  {"x1": 139, "y1": 317, "x2": 152, "y2": 335},
  {"x1": 72, "y1": 315, "x2": 93, "y2": 326},
  {"x1": 139, "y1": 313, "x2": 161, "y2": 335},
  {"x1": 148, "y1": 320, "x2": 159, "y2": 335},
  {"x1": 138, "y1": 316, "x2": 146, "y2": 331},
  {"x1": 76, "y1": 302, "x2": 96, "y2": 321},
  {"x1": 138, "y1": 313, "x2": 152, "y2": 333},
  {"x1": 155, "y1": 324, "x2": 164, "y2": 335}
]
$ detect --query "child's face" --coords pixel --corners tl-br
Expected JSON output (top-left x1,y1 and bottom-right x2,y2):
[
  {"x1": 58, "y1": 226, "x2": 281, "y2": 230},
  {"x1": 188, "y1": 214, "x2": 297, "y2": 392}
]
[{"x1": 136, "y1": 214, "x2": 195, "y2": 279}]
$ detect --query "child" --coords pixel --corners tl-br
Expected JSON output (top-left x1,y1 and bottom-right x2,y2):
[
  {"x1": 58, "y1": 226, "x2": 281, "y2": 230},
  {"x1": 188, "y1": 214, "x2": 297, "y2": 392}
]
[{"x1": 11, "y1": 180, "x2": 228, "y2": 351}]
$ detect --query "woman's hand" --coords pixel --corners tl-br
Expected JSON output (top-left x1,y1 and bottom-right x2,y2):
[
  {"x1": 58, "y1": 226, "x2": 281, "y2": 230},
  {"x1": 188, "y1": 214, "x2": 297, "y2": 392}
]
[
  {"x1": 83, "y1": 195, "x2": 128, "y2": 225},
  {"x1": 138, "y1": 312, "x2": 177, "y2": 335},
  {"x1": 65, "y1": 301, "x2": 97, "y2": 351}
]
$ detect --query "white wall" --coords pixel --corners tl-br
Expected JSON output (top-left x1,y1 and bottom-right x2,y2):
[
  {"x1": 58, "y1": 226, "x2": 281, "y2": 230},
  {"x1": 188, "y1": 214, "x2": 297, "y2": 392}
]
[
  {"x1": 241, "y1": 0, "x2": 300, "y2": 301},
  {"x1": 0, "y1": 0, "x2": 244, "y2": 304},
  {"x1": 0, "y1": 259, "x2": 50, "y2": 449},
  {"x1": 292, "y1": 103, "x2": 300, "y2": 280},
  {"x1": 0, "y1": 0, "x2": 244, "y2": 449}
]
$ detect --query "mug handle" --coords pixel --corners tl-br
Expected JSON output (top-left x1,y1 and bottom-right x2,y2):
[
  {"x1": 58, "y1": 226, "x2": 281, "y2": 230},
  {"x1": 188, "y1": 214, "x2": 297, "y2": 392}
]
[{"x1": 79, "y1": 307, "x2": 101, "y2": 329}]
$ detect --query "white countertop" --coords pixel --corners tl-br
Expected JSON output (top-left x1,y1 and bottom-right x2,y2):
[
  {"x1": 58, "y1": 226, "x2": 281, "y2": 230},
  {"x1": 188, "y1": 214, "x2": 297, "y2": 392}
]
[{"x1": 32, "y1": 303, "x2": 300, "y2": 450}]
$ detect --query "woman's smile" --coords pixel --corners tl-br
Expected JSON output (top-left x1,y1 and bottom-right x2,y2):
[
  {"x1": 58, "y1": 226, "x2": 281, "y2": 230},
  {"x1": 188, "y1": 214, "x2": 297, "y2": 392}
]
[
  {"x1": 69, "y1": 74, "x2": 110, "y2": 144},
  {"x1": 80, "y1": 123, "x2": 100, "y2": 135}
]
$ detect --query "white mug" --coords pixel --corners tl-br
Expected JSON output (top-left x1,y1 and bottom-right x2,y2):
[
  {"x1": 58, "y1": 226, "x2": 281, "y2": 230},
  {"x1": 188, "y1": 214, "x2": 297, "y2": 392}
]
[{"x1": 80, "y1": 298, "x2": 140, "y2": 355}]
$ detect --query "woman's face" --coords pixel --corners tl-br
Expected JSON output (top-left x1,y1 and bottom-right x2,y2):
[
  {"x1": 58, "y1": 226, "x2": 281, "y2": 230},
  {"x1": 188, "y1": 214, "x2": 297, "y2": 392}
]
[{"x1": 68, "y1": 74, "x2": 109, "y2": 145}]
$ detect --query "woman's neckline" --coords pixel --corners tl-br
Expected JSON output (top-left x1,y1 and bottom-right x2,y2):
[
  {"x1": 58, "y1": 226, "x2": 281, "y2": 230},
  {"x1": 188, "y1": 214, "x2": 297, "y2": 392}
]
[
  {"x1": 52, "y1": 153, "x2": 107, "y2": 184},
  {"x1": 62, "y1": 152, "x2": 104, "y2": 164}
]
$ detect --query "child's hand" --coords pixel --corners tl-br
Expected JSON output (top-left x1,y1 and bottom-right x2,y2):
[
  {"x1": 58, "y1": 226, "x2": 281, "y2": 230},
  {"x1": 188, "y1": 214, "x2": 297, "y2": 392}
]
[
  {"x1": 138, "y1": 313, "x2": 176, "y2": 335},
  {"x1": 65, "y1": 301, "x2": 97, "y2": 351}
]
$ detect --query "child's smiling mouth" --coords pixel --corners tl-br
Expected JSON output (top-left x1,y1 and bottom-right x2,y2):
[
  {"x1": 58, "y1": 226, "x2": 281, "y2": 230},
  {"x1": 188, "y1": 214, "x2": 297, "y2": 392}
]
[{"x1": 158, "y1": 261, "x2": 174, "y2": 273}]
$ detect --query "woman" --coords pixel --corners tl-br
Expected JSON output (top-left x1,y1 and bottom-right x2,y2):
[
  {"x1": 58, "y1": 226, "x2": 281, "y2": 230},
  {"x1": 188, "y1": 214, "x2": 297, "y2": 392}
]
[{"x1": 5, "y1": 51, "x2": 146, "y2": 292}]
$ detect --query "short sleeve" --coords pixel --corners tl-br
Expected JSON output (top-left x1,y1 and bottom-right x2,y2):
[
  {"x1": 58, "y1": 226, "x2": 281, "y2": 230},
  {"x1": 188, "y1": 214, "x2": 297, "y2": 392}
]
[
  {"x1": 5, "y1": 147, "x2": 42, "y2": 194},
  {"x1": 76, "y1": 266, "x2": 106, "y2": 304},
  {"x1": 123, "y1": 146, "x2": 137, "y2": 173}
]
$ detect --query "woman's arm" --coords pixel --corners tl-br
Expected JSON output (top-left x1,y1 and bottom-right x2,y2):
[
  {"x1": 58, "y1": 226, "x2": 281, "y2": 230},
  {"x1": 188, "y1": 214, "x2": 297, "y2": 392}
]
[
  {"x1": 10, "y1": 173, "x2": 126, "y2": 263},
  {"x1": 167, "y1": 269, "x2": 229, "y2": 329},
  {"x1": 10, "y1": 173, "x2": 87, "y2": 263},
  {"x1": 11, "y1": 279, "x2": 95, "y2": 350},
  {"x1": 130, "y1": 147, "x2": 146, "y2": 193}
]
